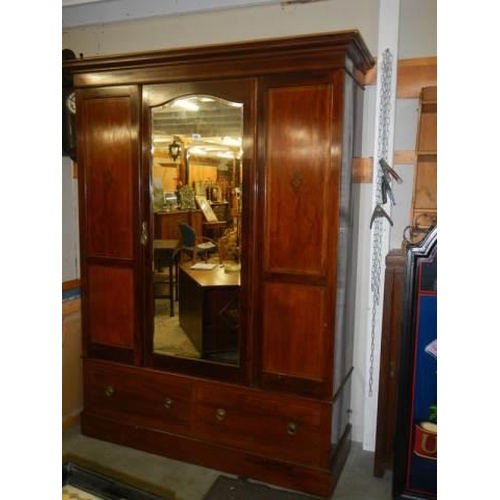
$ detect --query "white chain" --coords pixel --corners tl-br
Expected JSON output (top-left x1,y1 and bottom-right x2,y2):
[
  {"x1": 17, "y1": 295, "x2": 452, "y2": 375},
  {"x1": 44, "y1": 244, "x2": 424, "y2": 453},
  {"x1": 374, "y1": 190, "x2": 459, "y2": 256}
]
[{"x1": 368, "y1": 48, "x2": 393, "y2": 398}]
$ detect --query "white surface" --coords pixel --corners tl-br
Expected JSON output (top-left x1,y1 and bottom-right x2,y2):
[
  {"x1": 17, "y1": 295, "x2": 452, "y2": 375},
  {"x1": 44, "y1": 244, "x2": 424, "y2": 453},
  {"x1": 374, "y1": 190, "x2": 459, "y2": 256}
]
[{"x1": 362, "y1": 0, "x2": 400, "y2": 452}]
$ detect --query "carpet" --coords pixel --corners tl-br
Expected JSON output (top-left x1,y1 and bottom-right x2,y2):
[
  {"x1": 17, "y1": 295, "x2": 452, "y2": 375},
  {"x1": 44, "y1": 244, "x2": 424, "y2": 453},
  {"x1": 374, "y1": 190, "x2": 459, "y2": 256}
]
[
  {"x1": 202, "y1": 476, "x2": 320, "y2": 500},
  {"x1": 154, "y1": 299, "x2": 200, "y2": 358}
]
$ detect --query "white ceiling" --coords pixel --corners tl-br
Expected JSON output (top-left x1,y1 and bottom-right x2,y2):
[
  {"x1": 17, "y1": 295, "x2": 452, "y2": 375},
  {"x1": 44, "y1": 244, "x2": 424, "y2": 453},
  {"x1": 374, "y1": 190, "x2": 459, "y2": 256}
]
[{"x1": 62, "y1": 0, "x2": 295, "y2": 28}]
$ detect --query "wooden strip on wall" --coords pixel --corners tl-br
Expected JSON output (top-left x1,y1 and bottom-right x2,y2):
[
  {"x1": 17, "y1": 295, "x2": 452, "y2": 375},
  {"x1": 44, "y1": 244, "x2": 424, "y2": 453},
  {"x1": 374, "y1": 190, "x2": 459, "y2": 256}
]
[
  {"x1": 353, "y1": 151, "x2": 417, "y2": 183},
  {"x1": 394, "y1": 150, "x2": 416, "y2": 164},
  {"x1": 358, "y1": 56, "x2": 437, "y2": 99},
  {"x1": 352, "y1": 157, "x2": 373, "y2": 183},
  {"x1": 63, "y1": 279, "x2": 80, "y2": 292}
]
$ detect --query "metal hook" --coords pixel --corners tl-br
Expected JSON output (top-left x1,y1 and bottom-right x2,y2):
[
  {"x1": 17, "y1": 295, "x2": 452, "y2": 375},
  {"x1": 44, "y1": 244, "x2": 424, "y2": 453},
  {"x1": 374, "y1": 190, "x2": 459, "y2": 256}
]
[
  {"x1": 380, "y1": 158, "x2": 403, "y2": 184},
  {"x1": 370, "y1": 203, "x2": 393, "y2": 229}
]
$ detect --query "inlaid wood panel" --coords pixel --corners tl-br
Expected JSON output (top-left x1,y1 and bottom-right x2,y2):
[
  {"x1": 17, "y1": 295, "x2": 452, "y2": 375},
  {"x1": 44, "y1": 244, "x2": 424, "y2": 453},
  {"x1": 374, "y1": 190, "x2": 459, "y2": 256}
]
[
  {"x1": 262, "y1": 281, "x2": 326, "y2": 381},
  {"x1": 87, "y1": 265, "x2": 135, "y2": 348},
  {"x1": 80, "y1": 90, "x2": 138, "y2": 259},
  {"x1": 263, "y1": 83, "x2": 332, "y2": 278}
]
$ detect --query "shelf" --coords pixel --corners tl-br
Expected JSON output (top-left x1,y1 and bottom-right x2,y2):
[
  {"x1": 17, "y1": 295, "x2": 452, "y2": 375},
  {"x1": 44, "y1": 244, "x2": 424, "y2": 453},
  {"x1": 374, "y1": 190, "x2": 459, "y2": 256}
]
[{"x1": 409, "y1": 86, "x2": 437, "y2": 242}]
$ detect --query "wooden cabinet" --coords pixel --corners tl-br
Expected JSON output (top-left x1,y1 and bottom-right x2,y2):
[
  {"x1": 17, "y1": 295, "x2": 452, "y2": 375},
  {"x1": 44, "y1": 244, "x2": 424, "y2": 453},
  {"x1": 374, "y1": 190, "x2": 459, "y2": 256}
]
[
  {"x1": 409, "y1": 86, "x2": 437, "y2": 242},
  {"x1": 65, "y1": 31, "x2": 374, "y2": 498},
  {"x1": 154, "y1": 210, "x2": 202, "y2": 239}
]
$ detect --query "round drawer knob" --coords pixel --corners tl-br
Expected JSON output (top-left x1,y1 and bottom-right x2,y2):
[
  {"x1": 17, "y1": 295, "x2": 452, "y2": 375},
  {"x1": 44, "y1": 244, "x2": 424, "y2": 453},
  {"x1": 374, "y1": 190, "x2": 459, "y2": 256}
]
[
  {"x1": 104, "y1": 386, "x2": 115, "y2": 397},
  {"x1": 163, "y1": 398, "x2": 173, "y2": 410},
  {"x1": 215, "y1": 408, "x2": 226, "y2": 421},
  {"x1": 287, "y1": 422, "x2": 298, "y2": 435}
]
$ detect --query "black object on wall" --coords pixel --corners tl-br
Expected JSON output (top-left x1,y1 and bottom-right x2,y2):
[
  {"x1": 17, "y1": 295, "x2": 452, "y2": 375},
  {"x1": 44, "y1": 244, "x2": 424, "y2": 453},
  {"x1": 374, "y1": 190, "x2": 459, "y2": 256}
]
[{"x1": 62, "y1": 49, "x2": 77, "y2": 161}]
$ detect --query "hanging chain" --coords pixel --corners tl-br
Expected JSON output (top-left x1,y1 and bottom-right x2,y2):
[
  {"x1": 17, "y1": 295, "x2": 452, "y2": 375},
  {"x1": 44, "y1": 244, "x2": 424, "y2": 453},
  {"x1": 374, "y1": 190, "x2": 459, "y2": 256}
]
[{"x1": 368, "y1": 48, "x2": 393, "y2": 398}]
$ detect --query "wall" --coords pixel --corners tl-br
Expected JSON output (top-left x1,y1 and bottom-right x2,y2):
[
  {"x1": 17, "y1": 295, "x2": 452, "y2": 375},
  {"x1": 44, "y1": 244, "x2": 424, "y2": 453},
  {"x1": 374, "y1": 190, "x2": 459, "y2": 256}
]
[
  {"x1": 62, "y1": 0, "x2": 436, "y2": 446},
  {"x1": 62, "y1": 156, "x2": 79, "y2": 281},
  {"x1": 63, "y1": 0, "x2": 379, "y2": 56}
]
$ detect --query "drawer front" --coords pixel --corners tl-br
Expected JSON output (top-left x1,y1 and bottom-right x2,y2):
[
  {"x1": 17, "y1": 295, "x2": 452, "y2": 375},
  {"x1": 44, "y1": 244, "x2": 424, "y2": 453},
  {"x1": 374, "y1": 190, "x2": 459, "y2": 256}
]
[
  {"x1": 194, "y1": 382, "x2": 330, "y2": 466},
  {"x1": 85, "y1": 360, "x2": 193, "y2": 434}
]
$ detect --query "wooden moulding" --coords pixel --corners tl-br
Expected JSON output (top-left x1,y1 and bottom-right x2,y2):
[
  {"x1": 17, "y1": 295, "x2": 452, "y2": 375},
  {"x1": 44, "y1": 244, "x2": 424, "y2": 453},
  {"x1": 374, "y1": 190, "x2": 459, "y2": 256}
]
[{"x1": 64, "y1": 31, "x2": 374, "y2": 88}]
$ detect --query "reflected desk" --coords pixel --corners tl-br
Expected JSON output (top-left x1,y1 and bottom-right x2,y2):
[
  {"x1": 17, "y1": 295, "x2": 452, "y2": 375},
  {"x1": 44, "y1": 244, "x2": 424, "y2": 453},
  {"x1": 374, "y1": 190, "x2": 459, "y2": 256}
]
[{"x1": 179, "y1": 263, "x2": 240, "y2": 360}]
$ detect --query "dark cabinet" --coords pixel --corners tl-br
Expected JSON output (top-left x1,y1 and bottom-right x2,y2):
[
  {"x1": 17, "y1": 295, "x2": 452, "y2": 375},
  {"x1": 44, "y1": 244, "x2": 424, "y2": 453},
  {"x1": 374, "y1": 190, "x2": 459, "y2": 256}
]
[
  {"x1": 65, "y1": 31, "x2": 374, "y2": 498},
  {"x1": 373, "y1": 249, "x2": 406, "y2": 477}
]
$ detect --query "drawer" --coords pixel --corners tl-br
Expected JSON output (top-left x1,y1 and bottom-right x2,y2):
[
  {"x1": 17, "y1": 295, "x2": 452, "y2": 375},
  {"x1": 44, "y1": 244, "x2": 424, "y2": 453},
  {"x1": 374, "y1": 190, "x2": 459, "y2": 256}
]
[
  {"x1": 85, "y1": 360, "x2": 193, "y2": 434},
  {"x1": 194, "y1": 382, "x2": 330, "y2": 467}
]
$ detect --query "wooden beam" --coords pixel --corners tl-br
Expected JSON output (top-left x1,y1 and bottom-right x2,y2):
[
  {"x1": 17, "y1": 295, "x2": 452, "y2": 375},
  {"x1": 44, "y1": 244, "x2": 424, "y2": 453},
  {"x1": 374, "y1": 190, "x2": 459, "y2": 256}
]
[
  {"x1": 394, "y1": 150, "x2": 416, "y2": 164},
  {"x1": 359, "y1": 56, "x2": 437, "y2": 99},
  {"x1": 353, "y1": 151, "x2": 417, "y2": 183},
  {"x1": 352, "y1": 157, "x2": 373, "y2": 183},
  {"x1": 63, "y1": 279, "x2": 80, "y2": 292}
]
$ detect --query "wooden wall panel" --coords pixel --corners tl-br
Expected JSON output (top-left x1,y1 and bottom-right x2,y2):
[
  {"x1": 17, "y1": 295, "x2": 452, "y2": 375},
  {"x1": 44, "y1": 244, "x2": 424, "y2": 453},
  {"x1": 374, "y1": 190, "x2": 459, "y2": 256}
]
[
  {"x1": 62, "y1": 298, "x2": 83, "y2": 429},
  {"x1": 262, "y1": 282, "x2": 326, "y2": 381},
  {"x1": 87, "y1": 265, "x2": 135, "y2": 348}
]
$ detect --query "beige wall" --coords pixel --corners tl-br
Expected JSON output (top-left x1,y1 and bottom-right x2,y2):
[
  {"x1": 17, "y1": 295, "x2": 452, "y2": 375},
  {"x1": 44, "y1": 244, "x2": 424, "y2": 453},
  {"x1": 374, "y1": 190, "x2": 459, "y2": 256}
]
[{"x1": 63, "y1": 0, "x2": 380, "y2": 56}]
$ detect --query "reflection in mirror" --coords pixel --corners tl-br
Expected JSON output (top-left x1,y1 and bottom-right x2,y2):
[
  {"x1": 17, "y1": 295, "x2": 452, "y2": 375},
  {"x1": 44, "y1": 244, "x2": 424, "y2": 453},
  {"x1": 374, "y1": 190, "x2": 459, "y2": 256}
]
[{"x1": 151, "y1": 95, "x2": 243, "y2": 366}]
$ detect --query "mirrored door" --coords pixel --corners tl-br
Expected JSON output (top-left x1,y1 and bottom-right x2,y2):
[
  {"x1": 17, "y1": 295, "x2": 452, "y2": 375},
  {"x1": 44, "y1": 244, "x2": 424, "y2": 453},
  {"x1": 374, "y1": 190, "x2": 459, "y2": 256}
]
[{"x1": 143, "y1": 80, "x2": 255, "y2": 379}]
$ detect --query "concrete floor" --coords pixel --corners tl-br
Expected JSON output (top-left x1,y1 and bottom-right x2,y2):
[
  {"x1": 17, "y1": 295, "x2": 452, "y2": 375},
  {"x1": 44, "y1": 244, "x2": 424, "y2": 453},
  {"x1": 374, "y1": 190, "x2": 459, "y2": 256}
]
[{"x1": 62, "y1": 424, "x2": 392, "y2": 500}]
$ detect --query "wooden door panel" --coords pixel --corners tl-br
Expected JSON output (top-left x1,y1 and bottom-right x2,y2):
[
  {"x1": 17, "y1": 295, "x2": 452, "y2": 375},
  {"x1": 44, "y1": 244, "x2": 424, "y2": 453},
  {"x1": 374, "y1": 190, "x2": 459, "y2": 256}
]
[
  {"x1": 262, "y1": 281, "x2": 326, "y2": 381},
  {"x1": 87, "y1": 265, "x2": 136, "y2": 348},
  {"x1": 78, "y1": 86, "x2": 141, "y2": 362},
  {"x1": 264, "y1": 84, "x2": 332, "y2": 278},
  {"x1": 81, "y1": 95, "x2": 136, "y2": 259},
  {"x1": 257, "y1": 74, "x2": 338, "y2": 397}
]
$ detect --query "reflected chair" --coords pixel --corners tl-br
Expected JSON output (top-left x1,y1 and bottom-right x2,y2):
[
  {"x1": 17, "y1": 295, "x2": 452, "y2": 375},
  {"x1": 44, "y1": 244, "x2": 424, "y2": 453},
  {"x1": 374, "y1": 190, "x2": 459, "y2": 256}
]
[
  {"x1": 178, "y1": 222, "x2": 218, "y2": 263},
  {"x1": 153, "y1": 240, "x2": 180, "y2": 317}
]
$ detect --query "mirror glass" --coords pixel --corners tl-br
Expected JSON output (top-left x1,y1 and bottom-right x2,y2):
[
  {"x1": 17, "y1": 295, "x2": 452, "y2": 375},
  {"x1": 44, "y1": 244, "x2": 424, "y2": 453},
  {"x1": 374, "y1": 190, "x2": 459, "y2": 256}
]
[{"x1": 151, "y1": 95, "x2": 243, "y2": 366}]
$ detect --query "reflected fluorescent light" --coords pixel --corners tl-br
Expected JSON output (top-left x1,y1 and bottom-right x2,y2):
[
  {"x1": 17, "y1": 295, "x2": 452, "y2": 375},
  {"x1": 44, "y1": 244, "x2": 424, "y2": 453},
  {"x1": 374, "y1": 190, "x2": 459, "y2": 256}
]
[
  {"x1": 217, "y1": 151, "x2": 235, "y2": 159},
  {"x1": 228, "y1": 102, "x2": 243, "y2": 108},
  {"x1": 222, "y1": 136, "x2": 242, "y2": 147},
  {"x1": 173, "y1": 99, "x2": 199, "y2": 111},
  {"x1": 189, "y1": 147, "x2": 207, "y2": 156}
]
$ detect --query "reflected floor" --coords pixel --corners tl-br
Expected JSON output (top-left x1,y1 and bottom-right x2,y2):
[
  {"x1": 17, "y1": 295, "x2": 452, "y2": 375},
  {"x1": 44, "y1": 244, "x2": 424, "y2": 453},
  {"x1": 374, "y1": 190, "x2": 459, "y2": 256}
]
[
  {"x1": 154, "y1": 299, "x2": 201, "y2": 358},
  {"x1": 154, "y1": 298, "x2": 239, "y2": 365}
]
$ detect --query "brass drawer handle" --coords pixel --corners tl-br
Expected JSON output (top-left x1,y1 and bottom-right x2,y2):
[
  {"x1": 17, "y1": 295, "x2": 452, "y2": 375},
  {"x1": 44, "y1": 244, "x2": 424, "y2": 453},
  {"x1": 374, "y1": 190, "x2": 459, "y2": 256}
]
[
  {"x1": 287, "y1": 422, "x2": 298, "y2": 435},
  {"x1": 215, "y1": 408, "x2": 226, "y2": 421},
  {"x1": 104, "y1": 386, "x2": 115, "y2": 397},
  {"x1": 163, "y1": 398, "x2": 173, "y2": 410}
]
